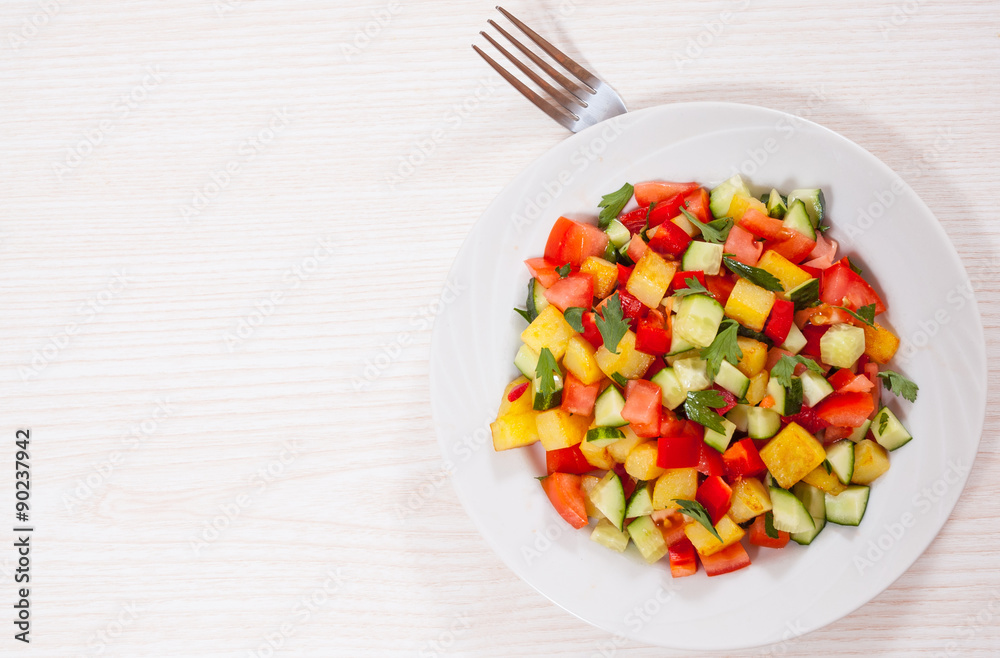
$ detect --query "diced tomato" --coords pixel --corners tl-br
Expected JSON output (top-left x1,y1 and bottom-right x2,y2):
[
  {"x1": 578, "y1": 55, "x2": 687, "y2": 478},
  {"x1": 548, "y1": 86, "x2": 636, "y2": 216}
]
[
  {"x1": 626, "y1": 234, "x2": 648, "y2": 263},
  {"x1": 700, "y1": 542, "x2": 751, "y2": 577},
  {"x1": 647, "y1": 194, "x2": 689, "y2": 228},
  {"x1": 544, "y1": 217, "x2": 610, "y2": 267},
  {"x1": 543, "y1": 272, "x2": 594, "y2": 312},
  {"x1": 765, "y1": 347, "x2": 793, "y2": 371},
  {"x1": 748, "y1": 515, "x2": 790, "y2": 549},
  {"x1": 622, "y1": 380, "x2": 661, "y2": 431},
  {"x1": 636, "y1": 310, "x2": 671, "y2": 355},
  {"x1": 705, "y1": 274, "x2": 736, "y2": 305},
  {"x1": 820, "y1": 258, "x2": 887, "y2": 314},
  {"x1": 803, "y1": 233, "x2": 839, "y2": 270},
  {"x1": 764, "y1": 299, "x2": 795, "y2": 344},
  {"x1": 540, "y1": 473, "x2": 588, "y2": 529},
  {"x1": 697, "y1": 437, "x2": 725, "y2": 477},
  {"x1": 671, "y1": 270, "x2": 707, "y2": 292},
  {"x1": 813, "y1": 392, "x2": 875, "y2": 428},
  {"x1": 865, "y1": 362, "x2": 881, "y2": 411},
  {"x1": 617, "y1": 263, "x2": 633, "y2": 287},
  {"x1": 507, "y1": 381, "x2": 529, "y2": 403},
  {"x1": 668, "y1": 537, "x2": 698, "y2": 578},
  {"x1": 712, "y1": 386, "x2": 738, "y2": 415},
  {"x1": 696, "y1": 476, "x2": 733, "y2": 525},
  {"x1": 766, "y1": 228, "x2": 816, "y2": 264},
  {"x1": 721, "y1": 438, "x2": 767, "y2": 480},
  {"x1": 580, "y1": 311, "x2": 604, "y2": 349},
  {"x1": 800, "y1": 324, "x2": 829, "y2": 360},
  {"x1": 634, "y1": 181, "x2": 700, "y2": 207},
  {"x1": 618, "y1": 206, "x2": 648, "y2": 235},
  {"x1": 524, "y1": 257, "x2": 564, "y2": 288},
  {"x1": 561, "y1": 373, "x2": 601, "y2": 416},
  {"x1": 795, "y1": 303, "x2": 855, "y2": 327},
  {"x1": 657, "y1": 433, "x2": 701, "y2": 469},
  {"x1": 823, "y1": 426, "x2": 855, "y2": 443},
  {"x1": 545, "y1": 444, "x2": 593, "y2": 475},
  {"x1": 681, "y1": 188, "x2": 712, "y2": 223},
  {"x1": 739, "y1": 208, "x2": 785, "y2": 241},
  {"x1": 723, "y1": 224, "x2": 764, "y2": 267},
  {"x1": 612, "y1": 464, "x2": 637, "y2": 500},
  {"x1": 647, "y1": 219, "x2": 692, "y2": 257},
  {"x1": 828, "y1": 368, "x2": 875, "y2": 393},
  {"x1": 782, "y1": 406, "x2": 829, "y2": 434}
]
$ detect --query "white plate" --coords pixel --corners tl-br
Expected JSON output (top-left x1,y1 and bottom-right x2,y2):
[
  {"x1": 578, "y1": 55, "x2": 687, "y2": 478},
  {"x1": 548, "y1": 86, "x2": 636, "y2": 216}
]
[{"x1": 429, "y1": 102, "x2": 986, "y2": 651}]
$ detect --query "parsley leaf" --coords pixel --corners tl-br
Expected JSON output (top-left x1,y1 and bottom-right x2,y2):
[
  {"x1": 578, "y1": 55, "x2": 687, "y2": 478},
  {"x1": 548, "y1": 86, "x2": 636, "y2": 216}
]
[
  {"x1": 535, "y1": 348, "x2": 561, "y2": 398},
  {"x1": 640, "y1": 201, "x2": 657, "y2": 240},
  {"x1": 878, "y1": 370, "x2": 919, "y2": 402},
  {"x1": 847, "y1": 257, "x2": 863, "y2": 275},
  {"x1": 514, "y1": 278, "x2": 540, "y2": 323},
  {"x1": 764, "y1": 511, "x2": 779, "y2": 539},
  {"x1": 684, "y1": 390, "x2": 727, "y2": 434},
  {"x1": 722, "y1": 257, "x2": 784, "y2": 292},
  {"x1": 595, "y1": 292, "x2": 630, "y2": 355},
  {"x1": 673, "y1": 499, "x2": 722, "y2": 542},
  {"x1": 771, "y1": 354, "x2": 825, "y2": 388},
  {"x1": 701, "y1": 319, "x2": 743, "y2": 380},
  {"x1": 598, "y1": 183, "x2": 634, "y2": 230},
  {"x1": 513, "y1": 307, "x2": 531, "y2": 323},
  {"x1": 838, "y1": 303, "x2": 876, "y2": 327},
  {"x1": 556, "y1": 263, "x2": 571, "y2": 278},
  {"x1": 563, "y1": 307, "x2": 585, "y2": 332},
  {"x1": 673, "y1": 277, "x2": 711, "y2": 298},
  {"x1": 611, "y1": 372, "x2": 629, "y2": 388},
  {"x1": 878, "y1": 409, "x2": 889, "y2": 434},
  {"x1": 680, "y1": 207, "x2": 733, "y2": 244}
]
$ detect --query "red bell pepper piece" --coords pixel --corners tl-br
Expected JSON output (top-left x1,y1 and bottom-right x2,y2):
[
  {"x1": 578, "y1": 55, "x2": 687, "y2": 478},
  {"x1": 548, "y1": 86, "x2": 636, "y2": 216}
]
[
  {"x1": 713, "y1": 387, "x2": 738, "y2": 416},
  {"x1": 696, "y1": 476, "x2": 733, "y2": 525},
  {"x1": 721, "y1": 438, "x2": 767, "y2": 480},
  {"x1": 616, "y1": 263, "x2": 633, "y2": 287},
  {"x1": 647, "y1": 193, "x2": 689, "y2": 228},
  {"x1": 748, "y1": 515, "x2": 790, "y2": 549},
  {"x1": 800, "y1": 324, "x2": 829, "y2": 360},
  {"x1": 580, "y1": 311, "x2": 603, "y2": 350},
  {"x1": 671, "y1": 270, "x2": 707, "y2": 292},
  {"x1": 697, "y1": 438, "x2": 726, "y2": 477},
  {"x1": 647, "y1": 220, "x2": 692, "y2": 257},
  {"x1": 507, "y1": 381, "x2": 529, "y2": 403},
  {"x1": 617, "y1": 289, "x2": 648, "y2": 320},
  {"x1": 668, "y1": 537, "x2": 698, "y2": 578},
  {"x1": 764, "y1": 299, "x2": 795, "y2": 344},
  {"x1": 700, "y1": 542, "x2": 751, "y2": 576},
  {"x1": 705, "y1": 274, "x2": 736, "y2": 305},
  {"x1": 612, "y1": 464, "x2": 637, "y2": 500},
  {"x1": 655, "y1": 510, "x2": 690, "y2": 546},
  {"x1": 643, "y1": 356, "x2": 667, "y2": 380},
  {"x1": 635, "y1": 310, "x2": 671, "y2": 355},
  {"x1": 545, "y1": 444, "x2": 593, "y2": 475},
  {"x1": 657, "y1": 434, "x2": 701, "y2": 469},
  {"x1": 618, "y1": 206, "x2": 648, "y2": 235}
]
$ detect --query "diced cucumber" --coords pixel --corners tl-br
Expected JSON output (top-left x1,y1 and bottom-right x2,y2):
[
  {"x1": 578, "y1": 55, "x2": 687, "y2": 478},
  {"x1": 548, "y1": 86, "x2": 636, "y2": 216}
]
[
  {"x1": 709, "y1": 174, "x2": 751, "y2": 219},
  {"x1": 782, "y1": 200, "x2": 816, "y2": 240},
  {"x1": 825, "y1": 485, "x2": 870, "y2": 526},
  {"x1": 766, "y1": 189, "x2": 788, "y2": 219},
  {"x1": 766, "y1": 376, "x2": 802, "y2": 416},
  {"x1": 533, "y1": 380, "x2": 562, "y2": 411},
  {"x1": 589, "y1": 471, "x2": 626, "y2": 530},
  {"x1": 769, "y1": 486, "x2": 815, "y2": 534},
  {"x1": 871, "y1": 406, "x2": 912, "y2": 451},
  {"x1": 786, "y1": 278, "x2": 819, "y2": 310},
  {"x1": 714, "y1": 360, "x2": 750, "y2": 398},
  {"x1": 787, "y1": 189, "x2": 825, "y2": 228},
  {"x1": 820, "y1": 324, "x2": 866, "y2": 369},
  {"x1": 703, "y1": 417, "x2": 737, "y2": 453},
  {"x1": 605, "y1": 219, "x2": 631, "y2": 248},
  {"x1": 673, "y1": 357, "x2": 712, "y2": 393},
  {"x1": 617, "y1": 243, "x2": 633, "y2": 266},
  {"x1": 825, "y1": 440, "x2": 855, "y2": 485},
  {"x1": 848, "y1": 419, "x2": 872, "y2": 443},
  {"x1": 586, "y1": 426, "x2": 625, "y2": 447},
  {"x1": 514, "y1": 343, "x2": 540, "y2": 380},
  {"x1": 625, "y1": 482, "x2": 654, "y2": 518},
  {"x1": 649, "y1": 367, "x2": 687, "y2": 410},
  {"x1": 667, "y1": 332, "x2": 694, "y2": 356},
  {"x1": 726, "y1": 404, "x2": 751, "y2": 433},
  {"x1": 800, "y1": 370, "x2": 834, "y2": 407},
  {"x1": 790, "y1": 482, "x2": 827, "y2": 545},
  {"x1": 532, "y1": 278, "x2": 550, "y2": 315},
  {"x1": 594, "y1": 386, "x2": 628, "y2": 428},
  {"x1": 603, "y1": 241, "x2": 618, "y2": 264},
  {"x1": 591, "y1": 518, "x2": 629, "y2": 552},
  {"x1": 627, "y1": 515, "x2": 668, "y2": 563},
  {"x1": 748, "y1": 407, "x2": 782, "y2": 440},
  {"x1": 781, "y1": 322, "x2": 808, "y2": 355},
  {"x1": 673, "y1": 294, "x2": 724, "y2": 347},
  {"x1": 666, "y1": 349, "x2": 700, "y2": 366},
  {"x1": 766, "y1": 377, "x2": 787, "y2": 415},
  {"x1": 681, "y1": 241, "x2": 723, "y2": 276}
]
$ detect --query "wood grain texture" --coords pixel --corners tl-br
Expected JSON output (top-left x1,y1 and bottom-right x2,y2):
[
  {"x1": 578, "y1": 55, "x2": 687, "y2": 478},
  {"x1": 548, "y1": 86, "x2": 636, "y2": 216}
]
[{"x1": 0, "y1": 0, "x2": 997, "y2": 655}]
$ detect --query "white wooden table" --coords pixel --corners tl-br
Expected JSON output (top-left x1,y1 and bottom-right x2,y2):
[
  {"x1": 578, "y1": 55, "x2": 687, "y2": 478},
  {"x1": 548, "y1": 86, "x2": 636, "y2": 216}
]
[{"x1": 1, "y1": 1, "x2": 997, "y2": 655}]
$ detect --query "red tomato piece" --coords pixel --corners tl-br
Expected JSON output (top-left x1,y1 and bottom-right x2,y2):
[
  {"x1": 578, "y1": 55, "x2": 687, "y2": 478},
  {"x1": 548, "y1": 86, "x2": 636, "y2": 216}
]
[
  {"x1": 700, "y1": 542, "x2": 751, "y2": 577},
  {"x1": 668, "y1": 537, "x2": 699, "y2": 578},
  {"x1": 803, "y1": 233, "x2": 839, "y2": 270},
  {"x1": 561, "y1": 373, "x2": 601, "y2": 416},
  {"x1": 657, "y1": 434, "x2": 701, "y2": 469},
  {"x1": 766, "y1": 228, "x2": 816, "y2": 264},
  {"x1": 739, "y1": 208, "x2": 785, "y2": 240},
  {"x1": 671, "y1": 270, "x2": 707, "y2": 292},
  {"x1": 696, "y1": 476, "x2": 733, "y2": 525},
  {"x1": 823, "y1": 426, "x2": 855, "y2": 443},
  {"x1": 748, "y1": 515, "x2": 790, "y2": 548},
  {"x1": 799, "y1": 263, "x2": 823, "y2": 279},
  {"x1": 697, "y1": 437, "x2": 726, "y2": 477},
  {"x1": 636, "y1": 310, "x2": 671, "y2": 356},
  {"x1": 681, "y1": 188, "x2": 712, "y2": 223},
  {"x1": 544, "y1": 217, "x2": 610, "y2": 267},
  {"x1": 723, "y1": 224, "x2": 764, "y2": 267},
  {"x1": 820, "y1": 258, "x2": 887, "y2": 314},
  {"x1": 782, "y1": 406, "x2": 830, "y2": 434},
  {"x1": 813, "y1": 392, "x2": 875, "y2": 428},
  {"x1": 622, "y1": 380, "x2": 662, "y2": 428},
  {"x1": 705, "y1": 274, "x2": 736, "y2": 305},
  {"x1": 721, "y1": 438, "x2": 767, "y2": 480},
  {"x1": 545, "y1": 444, "x2": 593, "y2": 476},
  {"x1": 764, "y1": 347, "x2": 793, "y2": 371},
  {"x1": 616, "y1": 289, "x2": 648, "y2": 320},
  {"x1": 540, "y1": 473, "x2": 588, "y2": 529},
  {"x1": 616, "y1": 263, "x2": 633, "y2": 287},
  {"x1": 524, "y1": 257, "x2": 564, "y2": 288},
  {"x1": 580, "y1": 311, "x2": 604, "y2": 349},
  {"x1": 618, "y1": 206, "x2": 648, "y2": 235},
  {"x1": 764, "y1": 299, "x2": 795, "y2": 344},
  {"x1": 634, "y1": 181, "x2": 700, "y2": 207},
  {"x1": 828, "y1": 368, "x2": 875, "y2": 393},
  {"x1": 865, "y1": 362, "x2": 881, "y2": 410},
  {"x1": 647, "y1": 219, "x2": 692, "y2": 257},
  {"x1": 543, "y1": 272, "x2": 594, "y2": 313},
  {"x1": 626, "y1": 233, "x2": 648, "y2": 263},
  {"x1": 507, "y1": 381, "x2": 529, "y2": 403}
]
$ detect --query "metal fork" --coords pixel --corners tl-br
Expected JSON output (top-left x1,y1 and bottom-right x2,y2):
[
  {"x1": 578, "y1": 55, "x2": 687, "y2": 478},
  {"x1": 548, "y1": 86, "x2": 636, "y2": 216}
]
[{"x1": 473, "y1": 6, "x2": 628, "y2": 133}]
